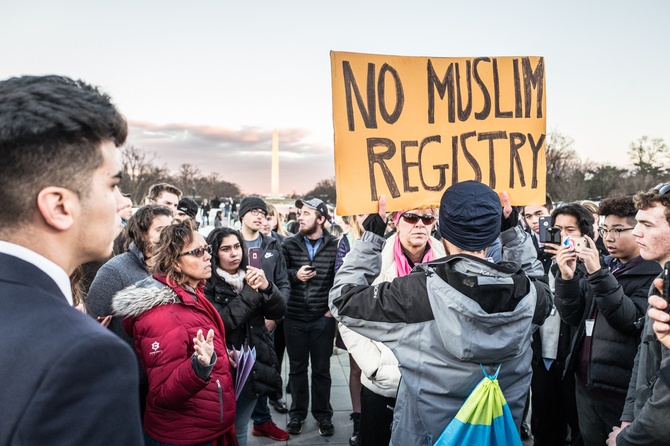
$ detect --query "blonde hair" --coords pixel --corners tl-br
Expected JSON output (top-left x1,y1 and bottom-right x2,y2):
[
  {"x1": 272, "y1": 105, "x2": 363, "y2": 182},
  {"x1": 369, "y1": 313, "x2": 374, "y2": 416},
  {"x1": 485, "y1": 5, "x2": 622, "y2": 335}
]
[
  {"x1": 70, "y1": 265, "x2": 85, "y2": 307},
  {"x1": 341, "y1": 215, "x2": 363, "y2": 241},
  {"x1": 266, "y1": 203, "x2": 288, "y2": 236},
  {"x1": 576, "y1": 200, "x2": 599, "y2": 215}
]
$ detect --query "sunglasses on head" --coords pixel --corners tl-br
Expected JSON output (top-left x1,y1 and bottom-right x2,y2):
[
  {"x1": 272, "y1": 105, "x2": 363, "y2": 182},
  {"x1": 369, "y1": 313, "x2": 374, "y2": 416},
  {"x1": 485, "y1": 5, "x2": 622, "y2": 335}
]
[
  {"x1": 654, "y1": 183, "x2": 670, "y2": 195},
  {"x1": 179, "y1": 245, "x2": 212, "y2": 258},
  {"x1": 400, "y1": 212, "x2": 436, "y2": 225}
]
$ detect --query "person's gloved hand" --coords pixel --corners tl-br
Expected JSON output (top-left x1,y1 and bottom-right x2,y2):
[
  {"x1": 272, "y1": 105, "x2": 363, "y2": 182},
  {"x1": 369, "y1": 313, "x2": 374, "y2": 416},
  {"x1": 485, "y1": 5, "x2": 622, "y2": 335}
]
[
  {"x1": 363, "y1": 214, "x2": 386, "y2": 237},
  {"x1": 500, "y1": 191, "x2": 519, "y2": 232},
  {"x1": 362, "y1": 195, "x2": 387, "y2": 237}
]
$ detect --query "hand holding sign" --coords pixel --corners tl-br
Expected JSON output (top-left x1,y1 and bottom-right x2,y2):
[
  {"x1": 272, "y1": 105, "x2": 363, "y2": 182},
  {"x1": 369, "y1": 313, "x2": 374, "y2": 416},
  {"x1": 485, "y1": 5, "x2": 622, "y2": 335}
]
[{"x1": 362, "y1": 195, "x2": 387, "y2": 236}]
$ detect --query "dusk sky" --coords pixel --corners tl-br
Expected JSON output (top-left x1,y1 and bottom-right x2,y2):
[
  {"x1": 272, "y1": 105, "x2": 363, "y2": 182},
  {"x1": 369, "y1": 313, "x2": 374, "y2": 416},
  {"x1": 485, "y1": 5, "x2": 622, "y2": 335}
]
[{"x1": 2, "y1": 1, "x2": 669, "y2": 195}]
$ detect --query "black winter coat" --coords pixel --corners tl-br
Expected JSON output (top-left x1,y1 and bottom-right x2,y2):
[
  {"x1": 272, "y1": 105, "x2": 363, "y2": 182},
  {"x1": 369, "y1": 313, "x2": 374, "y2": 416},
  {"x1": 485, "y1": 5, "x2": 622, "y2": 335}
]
[
  {"x1": 204, "y1": 275, "x2": 286, "y2": 398},
  {"x1": 281, "y1": 230, "x2": 338, "y2": 321},
  {"x1": 257, "y1": 234, "x2": 290, "y2": 304},
  {"x1": 555, "y1": 256, "x2": 661, "y2": 394}
]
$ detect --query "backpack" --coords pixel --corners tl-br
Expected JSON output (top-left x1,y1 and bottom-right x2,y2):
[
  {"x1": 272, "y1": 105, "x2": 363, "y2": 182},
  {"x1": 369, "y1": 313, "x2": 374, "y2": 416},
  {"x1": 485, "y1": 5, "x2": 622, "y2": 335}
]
[{"x1": 434, "y1": 364, "x2": 522, "y2": 446}]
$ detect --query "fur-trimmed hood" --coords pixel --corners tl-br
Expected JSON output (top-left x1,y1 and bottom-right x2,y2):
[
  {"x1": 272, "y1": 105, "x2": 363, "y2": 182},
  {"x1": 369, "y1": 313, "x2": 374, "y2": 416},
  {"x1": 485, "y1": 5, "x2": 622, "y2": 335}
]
[{"x1": 112, "y1": 277, "x2": 180, "y2": 319}]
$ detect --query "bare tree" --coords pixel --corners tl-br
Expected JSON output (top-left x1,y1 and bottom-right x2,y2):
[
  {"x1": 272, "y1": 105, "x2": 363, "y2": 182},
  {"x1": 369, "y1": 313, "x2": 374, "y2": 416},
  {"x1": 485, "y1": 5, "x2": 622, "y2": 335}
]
[
  {"x1": 119, "y1": 145, "x2": 169, "y2": 204},
  {"x1": 175, "y1": 164, "x2": 202, "y2": 198},
  {"x1": 118, "y1": 145, "x2": 241, "y2": 205},
  {"x1": 304, "y1": 177, "x2": 337, "y2": 205},
  {"x1": 545, "y1": 131, "x2": 587, "y2": 201},
  {"x1": 627, "y1": 136, "x2": 669, "y2": 191},
  {"x1": 585, "y1": 164, "x2": 629, "y2": 199}
]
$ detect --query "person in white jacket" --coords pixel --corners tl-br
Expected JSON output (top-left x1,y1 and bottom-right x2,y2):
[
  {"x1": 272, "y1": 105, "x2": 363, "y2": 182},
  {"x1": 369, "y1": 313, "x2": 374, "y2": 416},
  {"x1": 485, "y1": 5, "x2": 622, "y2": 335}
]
[{"x1": 339, "y1": 207, "x2": 445, "y2": 446}]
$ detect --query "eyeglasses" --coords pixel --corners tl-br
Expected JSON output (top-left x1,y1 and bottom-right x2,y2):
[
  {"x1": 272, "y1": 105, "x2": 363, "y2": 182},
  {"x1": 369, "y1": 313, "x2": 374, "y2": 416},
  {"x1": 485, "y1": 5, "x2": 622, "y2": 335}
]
[
  {"x1": 654, "y1": 183, "x2": 670, "y2": 195},
  {"x1": 179, "y1": 245, "x2": 212, "y2": 258},
  {"x1": 400, "y1": 212, "x2": 436, "y2": 225},
  {"x1": 249, "y1": 209, "x2": 267, "y2": 217},
  {"x1": 598, "y1": 228, "x2": 634, "y2": 239}
]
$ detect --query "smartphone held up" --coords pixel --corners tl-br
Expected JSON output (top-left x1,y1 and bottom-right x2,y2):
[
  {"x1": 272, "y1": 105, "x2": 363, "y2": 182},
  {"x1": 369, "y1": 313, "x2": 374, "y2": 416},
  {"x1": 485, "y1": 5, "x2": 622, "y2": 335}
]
[
  {"x1": 538, "y1": 216, "x2": 552, "y2": 243},
  {"x1": 248, "y1": 247, "x2": 262, "y2": 269},
  {"x1": 562, "y1": 236, "x2": 588, "y2": 253}
]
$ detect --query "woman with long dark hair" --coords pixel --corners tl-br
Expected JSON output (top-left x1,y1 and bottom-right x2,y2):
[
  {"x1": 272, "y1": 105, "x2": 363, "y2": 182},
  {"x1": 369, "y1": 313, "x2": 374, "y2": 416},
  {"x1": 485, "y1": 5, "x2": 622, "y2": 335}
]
[{"x1": 205, "y1": 227, "x2": 286, "y2": 446}]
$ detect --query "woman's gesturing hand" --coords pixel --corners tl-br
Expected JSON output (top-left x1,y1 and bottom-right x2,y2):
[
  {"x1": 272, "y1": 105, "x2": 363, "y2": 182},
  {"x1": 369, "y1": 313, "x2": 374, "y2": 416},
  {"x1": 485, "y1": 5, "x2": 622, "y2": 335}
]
[{"x1": 193, "y1": 328, "x2": 215, "y2": 366}]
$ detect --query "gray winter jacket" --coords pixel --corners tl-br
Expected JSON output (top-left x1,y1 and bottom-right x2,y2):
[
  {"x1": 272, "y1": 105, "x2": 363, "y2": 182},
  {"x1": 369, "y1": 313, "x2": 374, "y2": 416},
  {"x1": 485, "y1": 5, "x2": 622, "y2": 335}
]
[
  {"x1": 617, "y1": 273, "x2": 670, "y2": 446},
  {"x1": 86, "y1": 243, "x2": 150, "y2": 345},
  {"x1": 329, "y1": 226, "x2": 551, "y2": 446}
]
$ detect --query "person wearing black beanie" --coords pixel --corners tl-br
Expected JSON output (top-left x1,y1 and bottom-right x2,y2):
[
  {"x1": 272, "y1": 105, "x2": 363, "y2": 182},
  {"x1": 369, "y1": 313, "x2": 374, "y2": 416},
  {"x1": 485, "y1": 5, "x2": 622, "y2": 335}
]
[{"x1": 238, "y1": 196, "x2": 268, "y2": 221}]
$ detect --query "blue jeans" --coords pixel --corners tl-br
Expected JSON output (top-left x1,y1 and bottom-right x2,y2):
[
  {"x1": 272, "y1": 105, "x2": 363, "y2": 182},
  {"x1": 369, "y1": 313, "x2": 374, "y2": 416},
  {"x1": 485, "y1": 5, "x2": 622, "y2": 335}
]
[
  {"x1": 250, "y1": 394, "x2": 272, "y2": 425},
  {"x1": 235, "y1": 383, "x2": 258, "y2": 446},
  {"x1": 284, "y1": 316, "x2": 336, "y2": 421}
]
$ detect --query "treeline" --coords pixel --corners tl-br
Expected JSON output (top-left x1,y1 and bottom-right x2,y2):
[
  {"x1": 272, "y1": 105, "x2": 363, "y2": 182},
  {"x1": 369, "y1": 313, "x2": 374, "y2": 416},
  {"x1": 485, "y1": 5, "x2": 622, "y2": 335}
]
[
  {"x1": 308, "y1": 133, "x2": 670, "y2": 207},
  {"x1": 120, "y1": 133, "x2": 669, "y2": 207},
  {"x1": 118, "y1": 145, "x2": 241, "y2": 205},
  {"x1": 546, "y1": 133, "x2": 669, "y2": 202}
]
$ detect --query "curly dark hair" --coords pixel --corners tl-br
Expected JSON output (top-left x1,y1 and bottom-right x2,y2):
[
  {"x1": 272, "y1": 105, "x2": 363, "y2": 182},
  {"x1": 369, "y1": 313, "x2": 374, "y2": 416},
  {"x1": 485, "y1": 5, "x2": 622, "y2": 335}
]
[
  {"x1": 148, "y1": 219, "x2": 197, "y2": 286},
  {"x1": 599, "y1": 195, "x2": 637, "y2": 227},
  {"x1": 206, "y1": 227, "x2": 248, "y2": 273},
  {"x1": 0, "y1": 75, "x2": 127, "y2": 229},
  {"x1": 552, "y1": 203, "x2": 594, "y2": 238},
  {"x1": 634, "y1": 184, "x2": 670, "y2": 226}
]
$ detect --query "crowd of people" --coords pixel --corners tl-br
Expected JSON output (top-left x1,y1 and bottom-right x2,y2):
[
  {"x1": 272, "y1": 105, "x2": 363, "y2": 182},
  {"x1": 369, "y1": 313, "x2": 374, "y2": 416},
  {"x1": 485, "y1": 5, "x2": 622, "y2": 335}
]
[{"x1": 3, "y1": 74, "x2": 670, "y2": 446}]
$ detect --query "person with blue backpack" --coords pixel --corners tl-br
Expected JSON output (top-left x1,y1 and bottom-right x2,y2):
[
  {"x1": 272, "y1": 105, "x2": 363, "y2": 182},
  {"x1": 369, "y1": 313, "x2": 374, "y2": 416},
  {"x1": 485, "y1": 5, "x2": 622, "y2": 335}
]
[{"x1": 329, "y1": 181, "x2": 552, "y2": 446}]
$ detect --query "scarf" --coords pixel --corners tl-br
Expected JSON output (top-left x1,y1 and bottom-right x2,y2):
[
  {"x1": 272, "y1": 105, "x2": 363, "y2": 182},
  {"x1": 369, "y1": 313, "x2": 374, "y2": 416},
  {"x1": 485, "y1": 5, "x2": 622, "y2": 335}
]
[
  {"x1": 392, "y1": 209, "x2": 436, "y2": 277},
  {"x1": 217, "y1": 268, "x2": 245, "y2": 293},
  {"x1": 393, "y1": 234, "x2": 435, "y2": 277}
]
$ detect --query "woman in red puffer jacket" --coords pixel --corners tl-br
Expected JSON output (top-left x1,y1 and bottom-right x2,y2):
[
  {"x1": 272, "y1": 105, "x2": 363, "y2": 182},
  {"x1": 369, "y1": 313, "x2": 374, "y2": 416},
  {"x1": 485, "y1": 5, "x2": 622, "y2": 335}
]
[{"x1": 113, "y1": 220, "x2": 237, "y2": 445}]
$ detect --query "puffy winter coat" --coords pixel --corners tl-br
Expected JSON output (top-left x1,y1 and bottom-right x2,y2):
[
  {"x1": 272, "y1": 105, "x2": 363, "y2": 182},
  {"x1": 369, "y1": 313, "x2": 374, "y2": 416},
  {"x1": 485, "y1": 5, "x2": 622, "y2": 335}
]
[
  {"x1": 618, "y1": 271, "x2": 670, "y2": 446},
  {"x1": 555, "y1": 256, "x2": 660, "y2": 394},
  {"x1": 113, "y1": 275, "x2": 236, "y2": 445},
  {"x1": 281, "y1": 229, "x2": 338, "y2": 321},
  {"x1": 339, "y1": 233, "x2": 446, "y2": 398},
  {"x1": 205, "y1": 273, "x2": 286, "y2": 398}
]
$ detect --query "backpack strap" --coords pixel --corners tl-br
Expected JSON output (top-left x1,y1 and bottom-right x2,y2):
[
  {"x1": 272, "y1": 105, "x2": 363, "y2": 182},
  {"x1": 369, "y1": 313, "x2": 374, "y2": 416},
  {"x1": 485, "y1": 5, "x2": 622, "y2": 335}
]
[{"x1": 480, "y1": 363, "x2": 502, "y2": 380}]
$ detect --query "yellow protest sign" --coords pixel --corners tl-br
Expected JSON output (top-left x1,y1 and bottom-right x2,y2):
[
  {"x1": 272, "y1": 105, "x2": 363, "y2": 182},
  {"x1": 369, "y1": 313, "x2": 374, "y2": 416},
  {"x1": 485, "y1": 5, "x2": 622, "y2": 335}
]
[{"x1": 331, "y1": 51, "x2": 546, "y2": 215}]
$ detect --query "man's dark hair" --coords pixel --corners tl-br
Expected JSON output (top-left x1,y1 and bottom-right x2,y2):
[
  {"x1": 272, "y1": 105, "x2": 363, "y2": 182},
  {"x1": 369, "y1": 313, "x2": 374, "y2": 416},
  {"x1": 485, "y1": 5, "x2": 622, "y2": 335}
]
[
  {"x1": 0, "y1": 75, "x2": 127, "y2": 228},
  {"x1": 599, "y1": 195, "x2": 637, "y2": 227},
  {"x1": 634, "y1": 184, "x2": 670, "y2": 226},
  {"x1": 147, "y1": 183, "x2": 182, "y2": 202},
  {"x1": 124, "y1": 205, "x2": 173, "y2": 255},
  {"x1": 551, "y1": 203, "x2": 595, "y2": 238}
]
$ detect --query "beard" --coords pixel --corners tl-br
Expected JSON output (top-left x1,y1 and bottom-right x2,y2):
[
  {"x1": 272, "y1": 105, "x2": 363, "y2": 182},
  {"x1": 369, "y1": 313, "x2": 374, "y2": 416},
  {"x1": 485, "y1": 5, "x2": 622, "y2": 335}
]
[{"x1": 299, "y1": 219, "x2": 320, "y2": 237}]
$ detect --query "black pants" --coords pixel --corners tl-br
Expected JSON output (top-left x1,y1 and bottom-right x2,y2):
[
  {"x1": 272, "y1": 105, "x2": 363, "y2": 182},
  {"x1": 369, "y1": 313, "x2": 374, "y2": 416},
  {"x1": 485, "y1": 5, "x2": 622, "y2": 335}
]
[
  {"x1": 272, "y1": 319, "x2": 287, "y2": 400},
  {"x1": 531, "y1": 360, "x2": 583, "y2": 446},
  {"x1": 360, "y1": 386, "x2": 395, "y2": 446},
  {"x1": 575, "y1": 382, "x2": 624, "y2": 446},
  {"x1": 285, "y1": 316, "x2": 336, "y2": 421}
]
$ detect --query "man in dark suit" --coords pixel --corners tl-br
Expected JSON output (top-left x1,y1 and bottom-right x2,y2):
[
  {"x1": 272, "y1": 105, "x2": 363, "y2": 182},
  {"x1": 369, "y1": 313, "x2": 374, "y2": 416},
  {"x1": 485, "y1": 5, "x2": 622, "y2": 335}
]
[{"x1": 0, "y1": 75, "x2": 143, "y2": 445}]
